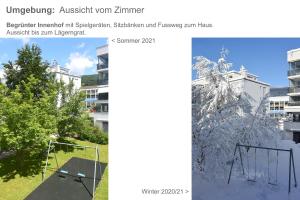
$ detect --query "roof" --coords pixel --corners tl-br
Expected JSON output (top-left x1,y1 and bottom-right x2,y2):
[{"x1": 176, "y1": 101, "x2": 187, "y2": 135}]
[
  {"x1": 287, "y1": 48, "x2": 300, "y2": 53},
  {"x1": 229, "y1": 76, "x2": 270, "y2": 86},
  {"x1": 227, "y1": 70, "x2": 258, "y2": 78}
]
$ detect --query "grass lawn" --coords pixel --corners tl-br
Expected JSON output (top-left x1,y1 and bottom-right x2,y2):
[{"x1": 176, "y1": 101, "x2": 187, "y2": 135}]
[{"x1": 0, "y1": 138, "x2": 108, "y2": 200}]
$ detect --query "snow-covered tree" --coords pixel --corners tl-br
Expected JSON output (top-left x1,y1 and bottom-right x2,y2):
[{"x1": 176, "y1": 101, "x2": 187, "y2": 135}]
[{"x1": 192, "y1": 48, "x2": 280, "y2": 179}]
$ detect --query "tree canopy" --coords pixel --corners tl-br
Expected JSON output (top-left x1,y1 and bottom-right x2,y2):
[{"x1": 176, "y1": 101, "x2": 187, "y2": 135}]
[
  {"x1": 192, "y1": 48, "x2": 280, "y2": 178},
  {"x1": 3, "y1": 44, "x2": 52, "y2": 99},
  {"x1": 0, "y1": 44, "x2": 107, "y2": 163}
]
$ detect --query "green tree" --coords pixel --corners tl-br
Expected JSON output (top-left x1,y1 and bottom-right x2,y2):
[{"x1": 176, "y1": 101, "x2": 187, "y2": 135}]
[
  {"x1": 3, "y1": 44, "x2": 52, "y2": 98},
  {"x1": 56, "y1": 80, "x2": 98, "y2": 138},
  {"x1": 57, "y1": 89, "x2": 88, "y2": 137},
  {"x1": 0, "y1": 84, "x2": 8, "y2": 151},
  {"x1": 0, "y1": 76, "x2": 57, "y2": 164}
]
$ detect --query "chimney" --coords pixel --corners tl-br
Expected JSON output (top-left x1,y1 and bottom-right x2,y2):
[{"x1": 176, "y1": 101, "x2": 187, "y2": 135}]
[{"x1": 240, "y1": 65, "x2": 247, "y2": 77}]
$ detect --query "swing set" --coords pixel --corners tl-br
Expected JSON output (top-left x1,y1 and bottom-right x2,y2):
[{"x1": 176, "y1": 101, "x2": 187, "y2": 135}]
[
  {"x1": 42, "y1": 140, "x2": 101, "y2": 199},
  {"x1": 227, "y1": 143, "x2": 297, "y2": 193}
]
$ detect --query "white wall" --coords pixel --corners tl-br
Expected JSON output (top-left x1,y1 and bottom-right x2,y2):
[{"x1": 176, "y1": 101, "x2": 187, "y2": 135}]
[
  {"x1": 91, "y1": 112, "x2": 108, "y2": 122},
  {"x1": 229, "y1": 78, "x2": 270, "y2": 111},
  {"x1": 243, "y1": 79, "x2": 270, "y2": 111},
  {"x1": 55, "y1": 73, "x2": 81, "y2": 90},
  {"x1": 269, "y1": 96, "x2": 289, "y2": 102},
  {"x1": 97, "y1": 86, "x2": 109, "y2": 94},
  {"x1": 229, "y1": 79, "x2": 244, "y2": 94},
  {"x1": 194, "y1": 75, "x2": 270, "y2": 112}
]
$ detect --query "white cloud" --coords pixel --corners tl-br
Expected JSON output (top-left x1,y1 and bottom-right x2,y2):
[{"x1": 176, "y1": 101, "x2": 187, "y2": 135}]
[
  {"x1": 65, "y1": 52, "x2": 96, "y2": 75},
  {"x1": 77, "y1": 42, "x2": 86, "y2": 49},
  {"x1": 12, "y1": 38, "x2": 31, "y2": 46},
  {"x1": 21, "y1": 38, "x2": 30, "y2": 45}
]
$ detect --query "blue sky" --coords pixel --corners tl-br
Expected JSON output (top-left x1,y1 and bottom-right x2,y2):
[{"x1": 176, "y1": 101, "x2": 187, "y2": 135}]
[
  {"x1": 0, "y1": 38, "x2": 107, "y2": 76},
  {"x1": 192, "y1": 38, "x2": 300, "y2": 87}
]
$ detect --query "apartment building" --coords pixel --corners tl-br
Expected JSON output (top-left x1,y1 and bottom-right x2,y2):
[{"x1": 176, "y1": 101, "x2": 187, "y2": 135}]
[
  {"x1": 49, "y1": 61, "x2": 81, "y2": 89},
  {"x1": 193, "y1": 66, "x2": 270, "y2": 112},
  {"x1": 268, "y1": 87, "x2": 289, "y2": 120},
  {"x1": 284, "y1": 48, "x2": 300, "y2": 142},
  {"x1": 81, "y1": 44, "x2": 109, "y2": 133},
  {"x1": 49, "y1": 61, "x2": 81, "y2": 107}
]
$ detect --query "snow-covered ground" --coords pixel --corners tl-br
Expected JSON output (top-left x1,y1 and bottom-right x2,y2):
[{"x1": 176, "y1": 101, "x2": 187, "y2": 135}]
[{"x1": 193, "y1": 140, "x2": 300, "y2": 200}]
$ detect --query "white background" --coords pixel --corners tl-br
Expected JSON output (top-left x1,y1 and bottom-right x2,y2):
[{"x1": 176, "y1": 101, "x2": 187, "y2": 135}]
[{"x1": 1, "y1": 0, "x2": 300, "y2": 199}]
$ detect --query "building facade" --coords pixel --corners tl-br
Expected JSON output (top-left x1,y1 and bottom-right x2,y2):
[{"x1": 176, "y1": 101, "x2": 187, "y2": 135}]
[
  {"x1": 49, "y1": 61, "x2": 81, "y2": 107},
  {"x1": 49, "y1": 61, "x2": 81, "y2": 90},
  {"x1": 193, "y1": 66, "x2": 270, "y2": 112},
  {"x1": 81, "y1": 44, "x2": 109, "y2": 133},
  {"x1": 284, "y1": 48, "x2": 300, "y2": 142},
  {"x1": 268, "y1": 87, "x2": 289, "y2": 120}
]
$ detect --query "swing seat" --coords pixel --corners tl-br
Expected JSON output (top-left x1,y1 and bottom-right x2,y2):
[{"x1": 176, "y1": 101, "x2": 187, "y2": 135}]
[
  {"x1": 268, "y1": 182, "x2": 277, "y2": 186},
  {"x1": 59, "y1": 170, "x2": 69, "y2": 174},
  {"x1": 77, "y1": 172, "x2": 86, "y2": 178}
]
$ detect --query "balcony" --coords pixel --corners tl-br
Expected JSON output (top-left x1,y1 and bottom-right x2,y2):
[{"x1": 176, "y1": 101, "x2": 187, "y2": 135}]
[
  {"x1": 285, "y1": 101, "x2": 300, "y2": 113},
  {"x1": 81, "y1": 73, "x2": 108, "y2": 87},
  {"x1": 288, "y1": 69, "x2": 300, "y2": 77},
  {"x1": 98, "y1": 92, "x2": 109, "y2": 100},
  {"x1": 97, "y1": 63, "x2": 108, "y2": 71},
  {"x1": 288, "y1": 101, "x2": 300, "y2": 106},
  {"x1": 97, "y1": 45, "x2": 108, "y2": 56},
  {"x1": 95, "y1": 103, "x2": 109, "y2": 113},
  {"x1": 288, "y1": 102, "x2": 300, "y2": 106},
  {"x1": 284, "y1": 121, "x2": 300, "y2": 131},
  {"x1": 89, "y1": 112, "x2": 108, "y2": 122},
  {"x1": 81, "y1": 74, "x2": 98, "y2": 87},
  {"x1": 99, "y1": 79, "x2": 108, "y2": 86},
  {"x1": 288, "y1": 87, "x2": 300, "y2": 94}
]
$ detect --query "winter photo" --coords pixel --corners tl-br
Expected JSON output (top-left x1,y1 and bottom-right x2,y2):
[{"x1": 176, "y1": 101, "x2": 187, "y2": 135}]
[
  {"x1": 0, "y1": 38, "x2": 108, "y2": 200},
  {"x1": 192, "y1": 38, "x2": 300, "y2": 200}
]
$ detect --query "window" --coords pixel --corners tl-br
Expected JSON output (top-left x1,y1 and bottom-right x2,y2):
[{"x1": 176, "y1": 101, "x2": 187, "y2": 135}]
[
  {"x1": 95, "y1": 103, "x2": 109, "y2": 112},
  {"x1": 103, "y1": 104, "x2": 108, "y2": 112},
  {"x1": 86, "y1": 90, "x2": 91, "y2": 98},
  {"x1": 98, "y1": 93, "x2": 109, "y2": 100},
  {"x1": 85, "y1": 89, "x2": 97, "y2": 99}
]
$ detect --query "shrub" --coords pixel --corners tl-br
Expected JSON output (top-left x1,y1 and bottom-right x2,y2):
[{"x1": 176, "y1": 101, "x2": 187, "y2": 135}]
[{"x1": 77, "y1": 126, "x2": 108, "y2": 145}]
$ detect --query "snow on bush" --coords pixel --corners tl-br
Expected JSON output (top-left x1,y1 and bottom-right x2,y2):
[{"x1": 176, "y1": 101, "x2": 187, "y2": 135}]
[{"x1": 192, "y1": 48, "x2": 281, "y2": 179}]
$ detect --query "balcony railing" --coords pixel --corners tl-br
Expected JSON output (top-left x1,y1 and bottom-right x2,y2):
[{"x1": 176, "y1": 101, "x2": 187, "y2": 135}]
[
  {"x1": 288, "y1": 87, "x2": 300, "y2": 93},
  {"x1": 288, "y1": 102, "x2": 300, "y2": 106},
  {"x1": 99, "y1": 79, "x2": 108, "y2": 85},
  {"x1": 97, "y1": 63, "x2": 108, "y2": 70},
  {"x1": 95, "y1": 103, "x2": 109, "y2": 113},
  {"x1": 98, "y1": 93, "x2": 109, "y2": 100},
  {"x1": 288, "y1": 69, "x2": 300, "y2": 76},
  {"x1": 81, "y1": 74, "x2": 98, "y2": 86},
  {"x1": 81, "y1": 74, "x2": 108, "y2": 86}
]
